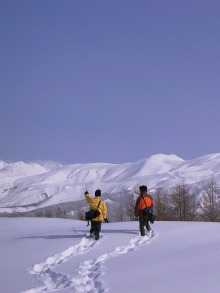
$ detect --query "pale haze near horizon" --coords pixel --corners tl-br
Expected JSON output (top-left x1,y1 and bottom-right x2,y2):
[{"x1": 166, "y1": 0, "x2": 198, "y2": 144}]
[{"x1": 1, "y1": 0, "x2": 220, "y2": 164}]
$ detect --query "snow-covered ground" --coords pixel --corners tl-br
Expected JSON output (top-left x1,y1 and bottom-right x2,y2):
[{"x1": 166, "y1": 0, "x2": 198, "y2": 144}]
[{"x1": 0, "y1": 217, "x2": 219, "y2": 293}]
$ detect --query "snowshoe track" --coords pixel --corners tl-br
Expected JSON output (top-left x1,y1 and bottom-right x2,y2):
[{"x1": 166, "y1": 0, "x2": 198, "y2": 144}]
[{"x1": 22, "y1": 231, "x2": 157, "y2": 293}]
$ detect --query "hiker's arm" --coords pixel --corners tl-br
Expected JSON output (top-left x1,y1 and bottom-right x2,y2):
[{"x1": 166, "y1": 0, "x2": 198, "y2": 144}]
[
  {"x1": 85, "y1": 192, "x2": 93, "y2": 204},
  {"x1": 102, "y1": 201, "x2": 107, "y2": 219}
]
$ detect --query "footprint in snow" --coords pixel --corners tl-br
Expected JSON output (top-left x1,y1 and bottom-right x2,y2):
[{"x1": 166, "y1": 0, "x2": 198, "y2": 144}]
[
  {"x1": 22, "y1": 235, "x2": 98, "y2": 293},
  {"x1": 22, "y1": 231, "x2": 157, "y2": 293},
  {"x1": 71, "y1": 231, "x2": 157, "y2": 293}
]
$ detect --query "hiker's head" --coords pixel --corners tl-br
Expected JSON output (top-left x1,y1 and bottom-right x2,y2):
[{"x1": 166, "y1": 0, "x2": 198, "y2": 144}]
[
  {"x1": 95, "y1": 189, "x2": 101, "y2": 197},
  {"x1": 139, "y1": 185, "x2": 147, "y2": 193}
]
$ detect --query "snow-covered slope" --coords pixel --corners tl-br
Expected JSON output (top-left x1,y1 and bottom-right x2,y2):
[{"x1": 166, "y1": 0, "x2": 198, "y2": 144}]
[
  {"x1": 0, "y1": 218, "x2": 219, "y2": 293},
  {"x1": 0, "y1": 153, "x2": 220, "y2": 211}
]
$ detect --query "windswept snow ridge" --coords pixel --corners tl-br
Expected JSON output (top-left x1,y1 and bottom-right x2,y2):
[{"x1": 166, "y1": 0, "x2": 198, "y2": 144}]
[{"x1": 22, "y1": 231, "x2": 157, "y2": 293}]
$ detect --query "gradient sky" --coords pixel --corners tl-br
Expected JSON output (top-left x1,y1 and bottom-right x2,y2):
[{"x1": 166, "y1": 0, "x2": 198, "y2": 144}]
[{"x1": 1, "y1": 0, "x2": 220, "y2": 164}]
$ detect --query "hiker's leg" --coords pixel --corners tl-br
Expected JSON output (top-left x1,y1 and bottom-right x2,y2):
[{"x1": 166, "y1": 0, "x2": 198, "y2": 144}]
[
  {"x1": 93, "y1": 221, "x2": 101, "y2": 240},
  {"x1": 139, "y1": 218, "x2": 146, "y2": 236},
  {"x1": 97, "y1": 221, "x2": 101, "y2": 233},
  {"x1": 146, "y1": 220, "x2": 151, "y2": 231},
  {"x1": 90, "y1": 220, "x2": 95, "y2": 234}
]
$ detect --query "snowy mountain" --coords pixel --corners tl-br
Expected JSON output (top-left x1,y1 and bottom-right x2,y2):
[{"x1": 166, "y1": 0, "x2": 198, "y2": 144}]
[{"x1": 0, "y1": 153, "x2": 220, "y2": 213}]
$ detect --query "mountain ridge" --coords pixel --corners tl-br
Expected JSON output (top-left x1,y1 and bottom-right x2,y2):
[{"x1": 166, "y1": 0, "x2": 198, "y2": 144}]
[{"x1": 0, "y1": 153, "x2": 220, "y2": 213}]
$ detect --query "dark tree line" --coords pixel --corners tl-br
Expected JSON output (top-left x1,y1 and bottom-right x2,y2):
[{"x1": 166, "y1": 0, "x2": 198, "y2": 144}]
[
  {"x1": 113, "y1": 177, "x2": 220, "y2": 223},
  {"x1": 153, "y1": 177, "x2": 220, "y2": 222},
  {"x1": 35, "y1": 207, "x2": 67, "y2": 219},
  {"x1": 33, "y1": 178, "x2": 220, "y2": 223}
]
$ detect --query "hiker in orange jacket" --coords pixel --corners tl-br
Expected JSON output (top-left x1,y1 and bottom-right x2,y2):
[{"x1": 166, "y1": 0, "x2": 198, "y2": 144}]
[
  {"x1": 85, "y1": 189, "x2": 108, "y2": 240},
  {"x1": 134, "y1": 185, "x2": 154, "y2": 236}
]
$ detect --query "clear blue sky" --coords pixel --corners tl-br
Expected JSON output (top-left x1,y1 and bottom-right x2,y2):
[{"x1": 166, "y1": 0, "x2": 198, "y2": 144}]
[{"x1": 1, "y1": 0, "x2": 220, "y2": 164}]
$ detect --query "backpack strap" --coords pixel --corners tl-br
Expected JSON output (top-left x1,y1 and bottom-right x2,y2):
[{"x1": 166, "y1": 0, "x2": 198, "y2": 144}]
[
  {"x1": 141, "y1": 195, "x2": 152, "y2": 208},
  {"x1": 97, "y1": 200, "x2": 101, "y2": 209},
  {"x1": 141, "y1": 195, "x2": 147, "y2": 208}
]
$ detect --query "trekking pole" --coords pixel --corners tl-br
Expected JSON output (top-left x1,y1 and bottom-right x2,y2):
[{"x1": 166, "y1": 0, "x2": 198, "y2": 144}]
[{"x1": 72, "y1": 227, "x2": 77, "y2": 234}]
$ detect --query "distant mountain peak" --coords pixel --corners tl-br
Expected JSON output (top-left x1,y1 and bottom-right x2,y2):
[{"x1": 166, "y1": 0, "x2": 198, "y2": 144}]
[{"x1": 0, "y1": 153, "x2": 220, "y2": 213}]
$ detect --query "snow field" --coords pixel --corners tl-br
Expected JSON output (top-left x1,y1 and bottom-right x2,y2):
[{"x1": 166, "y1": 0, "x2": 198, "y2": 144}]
[{"x1": 0, "y1": 218, "x2": 220, "y2": 293}]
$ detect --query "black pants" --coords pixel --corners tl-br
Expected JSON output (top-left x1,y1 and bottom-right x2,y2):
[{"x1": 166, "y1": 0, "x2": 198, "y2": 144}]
[
  {"x1": 139, "y1": 217, "x2": 151, "y2": 236},
  {"x1": 90, "y1": 220, "x2": 101, "y2": 240}
]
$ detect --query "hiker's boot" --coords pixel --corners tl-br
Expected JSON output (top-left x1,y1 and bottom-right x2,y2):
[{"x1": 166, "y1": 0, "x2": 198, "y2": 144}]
[{"x1": 94, "y1": 233, "x2": 99, "y2": 240}]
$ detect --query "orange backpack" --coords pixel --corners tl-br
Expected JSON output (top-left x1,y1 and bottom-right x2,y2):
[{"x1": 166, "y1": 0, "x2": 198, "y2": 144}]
[{"x1": 139, "y1": 196, "x2": 153, "y2": 210}]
